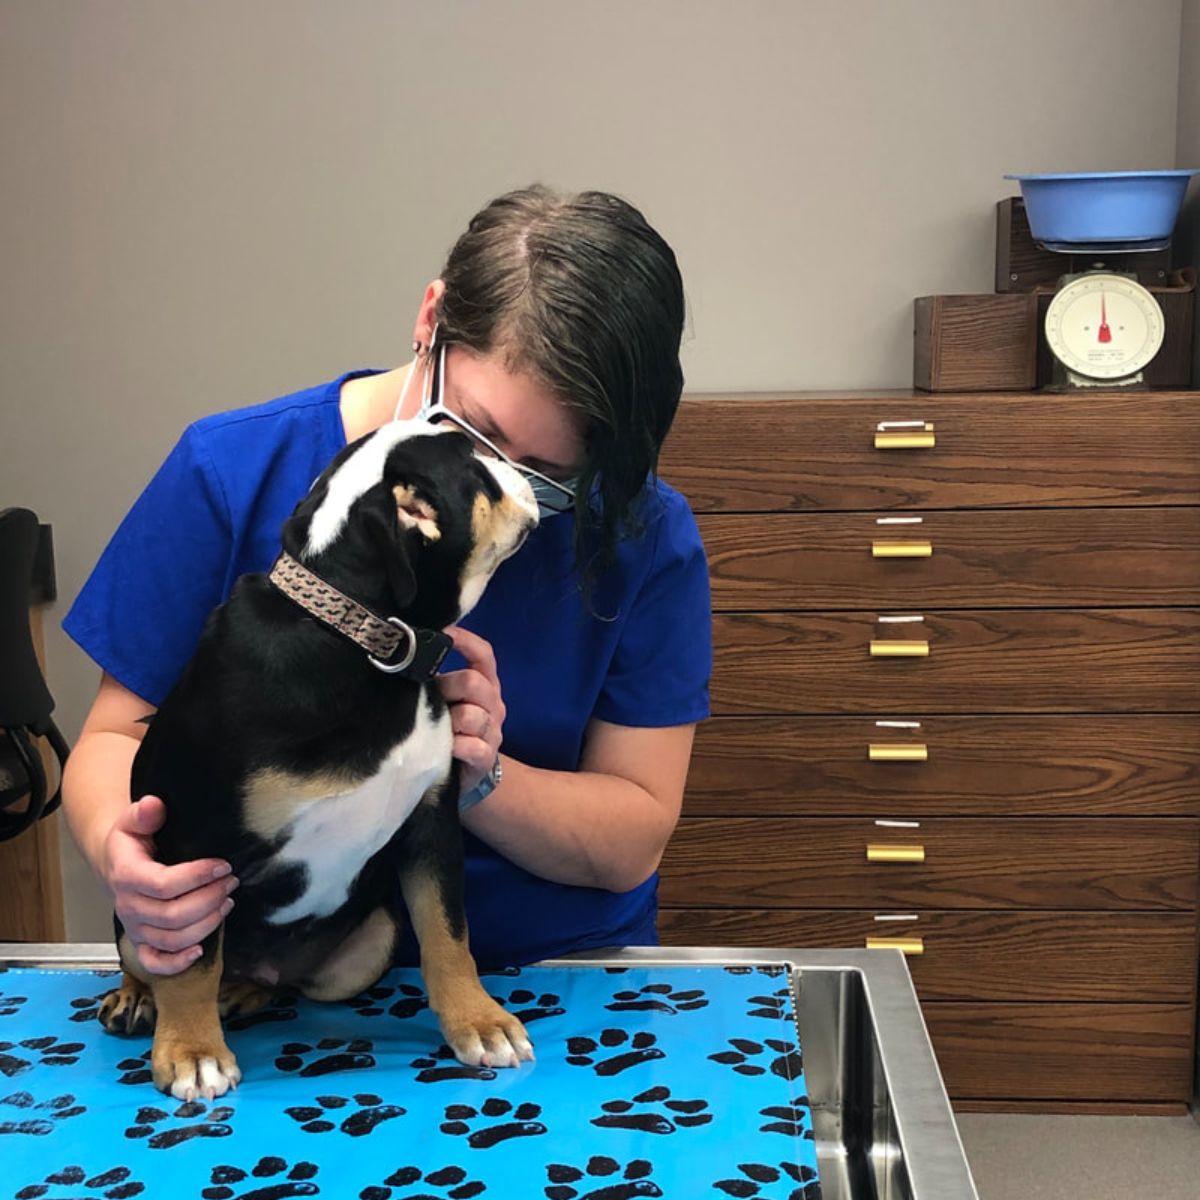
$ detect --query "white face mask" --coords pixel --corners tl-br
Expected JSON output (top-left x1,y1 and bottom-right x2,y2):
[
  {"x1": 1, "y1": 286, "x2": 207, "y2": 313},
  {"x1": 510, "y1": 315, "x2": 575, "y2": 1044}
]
[{"x1": 394, "y1": 329, "x2": 578, "y2": 519}]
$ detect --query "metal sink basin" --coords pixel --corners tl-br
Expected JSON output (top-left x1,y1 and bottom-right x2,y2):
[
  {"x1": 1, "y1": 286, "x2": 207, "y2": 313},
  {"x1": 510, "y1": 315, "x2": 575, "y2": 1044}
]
[{"x1": 1, "y1": 943, "x2": 978, "y2": 1199}]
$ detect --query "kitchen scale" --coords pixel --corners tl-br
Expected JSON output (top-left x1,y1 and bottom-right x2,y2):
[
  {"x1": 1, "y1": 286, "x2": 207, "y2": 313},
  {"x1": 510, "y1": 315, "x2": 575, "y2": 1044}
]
[
  {"x1": 1042, "y1": 266, "x2": 1165, "y2": 390},
  {"x1": 1005, "y1": 170, "x2": 1198, "y2": 391}
]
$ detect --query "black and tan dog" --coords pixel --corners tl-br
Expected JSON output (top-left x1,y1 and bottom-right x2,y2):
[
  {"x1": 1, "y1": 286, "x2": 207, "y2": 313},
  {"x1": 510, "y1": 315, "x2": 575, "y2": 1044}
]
[{"x1": 98, "y1": 420, "x2": 539, "y2": 1099}]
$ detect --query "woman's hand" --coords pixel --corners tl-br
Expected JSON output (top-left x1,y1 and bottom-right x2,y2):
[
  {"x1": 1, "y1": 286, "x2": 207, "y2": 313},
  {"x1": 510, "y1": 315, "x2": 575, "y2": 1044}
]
[
  {"x1": 439, "y1": 626, "x2": 505, "y2": 796},
  {"x1": 101, "y1": 795, "x2": 239, "y2": 976}
]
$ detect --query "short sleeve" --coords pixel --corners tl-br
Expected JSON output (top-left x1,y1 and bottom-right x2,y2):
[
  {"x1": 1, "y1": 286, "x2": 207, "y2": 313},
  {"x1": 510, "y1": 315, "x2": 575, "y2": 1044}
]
[
  {"x1": 592, "y1": 491, "x2": 712, "y2": 727},
  {"x1": 63, "y1": 426, "x2": 233, "y2": 706}
]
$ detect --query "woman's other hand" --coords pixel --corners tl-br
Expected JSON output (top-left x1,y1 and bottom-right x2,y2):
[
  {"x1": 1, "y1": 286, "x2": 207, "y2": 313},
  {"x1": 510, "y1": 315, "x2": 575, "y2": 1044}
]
[{"x1": 101, "y1": 794, "x2": 238, "y2": 975}]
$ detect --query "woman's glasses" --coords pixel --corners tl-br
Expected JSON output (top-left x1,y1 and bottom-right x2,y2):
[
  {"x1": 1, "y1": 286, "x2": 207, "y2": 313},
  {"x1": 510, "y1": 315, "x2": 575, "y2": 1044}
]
[{"x1": 423, "y1": 345, "x2": 577, "y2": 514}]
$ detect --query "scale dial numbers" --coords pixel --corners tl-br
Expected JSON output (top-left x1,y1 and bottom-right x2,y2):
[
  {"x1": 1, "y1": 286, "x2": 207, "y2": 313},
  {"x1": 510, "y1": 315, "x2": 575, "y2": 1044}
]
[{"x1": 1044, "y1": 273, "x2": 1164, "y2": 380}]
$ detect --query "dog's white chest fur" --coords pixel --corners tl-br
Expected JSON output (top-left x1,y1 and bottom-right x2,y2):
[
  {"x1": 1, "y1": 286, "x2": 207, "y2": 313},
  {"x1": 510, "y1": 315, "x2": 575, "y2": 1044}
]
[{"x1": 264, "y1": 697, "x2": 452, "y2": 925}]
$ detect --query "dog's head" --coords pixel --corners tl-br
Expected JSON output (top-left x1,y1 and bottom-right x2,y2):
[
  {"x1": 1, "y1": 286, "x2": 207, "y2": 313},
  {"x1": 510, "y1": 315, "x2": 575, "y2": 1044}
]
[{"x1": 282, "y1": 421, "x2": 539, "y2": 630}]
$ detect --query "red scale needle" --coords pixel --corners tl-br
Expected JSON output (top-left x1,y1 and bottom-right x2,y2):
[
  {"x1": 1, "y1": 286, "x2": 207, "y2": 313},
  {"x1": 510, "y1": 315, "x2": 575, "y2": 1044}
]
[{"x1": 1098, "y1": 293, "x2": 1112, "y2": 344}]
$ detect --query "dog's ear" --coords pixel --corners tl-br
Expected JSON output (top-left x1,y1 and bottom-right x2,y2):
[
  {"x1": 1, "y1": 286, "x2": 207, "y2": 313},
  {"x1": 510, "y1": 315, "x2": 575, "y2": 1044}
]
[
  {"x1": 359, "y1": 482, "x2": 418, "y2": 609},
  {"x1": 393, "y1": 485, "x2": 441, "y2": 542}
]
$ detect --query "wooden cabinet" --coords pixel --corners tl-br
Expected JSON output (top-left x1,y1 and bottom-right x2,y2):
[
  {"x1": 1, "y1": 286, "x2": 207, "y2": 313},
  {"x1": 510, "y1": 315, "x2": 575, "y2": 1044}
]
[{"x1": 658, "y1": 390, "x2": 1200, "y2": 1112}]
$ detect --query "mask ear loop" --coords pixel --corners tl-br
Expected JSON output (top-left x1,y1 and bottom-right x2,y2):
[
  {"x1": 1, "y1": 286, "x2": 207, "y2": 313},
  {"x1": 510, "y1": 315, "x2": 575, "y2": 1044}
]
[{"x1": 392, "y1": 322, "x2": 441, "y2": 423}]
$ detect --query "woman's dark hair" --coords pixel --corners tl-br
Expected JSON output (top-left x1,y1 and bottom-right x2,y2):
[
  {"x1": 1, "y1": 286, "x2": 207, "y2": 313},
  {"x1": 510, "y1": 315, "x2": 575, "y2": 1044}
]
[{"x1": 436, "y1": 185, "x2": 685, "y2": 583}]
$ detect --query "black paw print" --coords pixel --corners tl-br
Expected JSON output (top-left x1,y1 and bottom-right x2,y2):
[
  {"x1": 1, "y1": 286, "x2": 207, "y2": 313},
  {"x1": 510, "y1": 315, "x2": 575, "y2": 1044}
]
[
  {"x1": 274, "y1": 1038, "x2": 375, "y2": 1078},
  {"x1": 592, "y1": 1085, "x2": 711, "y2": 1135},
  {"x1": 746, "y1": 986, "x2": 793, "y2": 1022},
  {"x1": 202, "y1": 1157, "x2": 318, "y2": 1199},
  {"x1": 491, "y1": 987, "x2": 565, "y2": 1025},
  {"x1": 713, "y1": 1160, "x2": 820, "y2": 1198},
  {"x1": 605, "y1": 983, "x2": 708, "y2": 1016},
  {"x1": 67, "y1": 992, "x2": 108, "y2": 1023},
  {"x1": 708, "y1": 1038, "x2": 803, "y2": 1081},
  {"x1": 0, "y1": 1090, "x2": 86, "y2": 1135},
  {"x1": 0, "y1": 990, "x2": 28, "y2": 1017},
  {"x1": 759, "y1": 1097, "x2": 814, "y2": 1140},
  {"x1": 115, "y1": 1049, "x2": 153, "y2": 1086},
  {"x1": 359, "y1": 1165, "x2": 485, "y2": 1199},
  {"x1": 0, "y1": 1036, "x2": 85, "y2": 1078},
  {"x1": 346, "y1": 982, "x2": 428, "y2": 1020},
  {"x1": 441, "y1": 1097, "x2": 546, "y2": 1148},
  {"x1": 724, "y1": 966, "x2": 787, "y2": 979},
  {"x1": 545, "y1": 1156, "x2": 660, "y2": 1199},
  {"x1": 124, "y1": 1098, "x2": 235, "y2": 1148},
  {"x1": 410, "y1": 1044, "x2": 496, "y2": 1085},
  {"x1": 285, "y1": 1092, "x2": 405, "y2": 1136},
  {"x1": 14, "y1": 1165, "x2": 144, "y2": 1199},
  {"x1": 566, "y1": 1030, "x2": 664, "y2": 1077}
]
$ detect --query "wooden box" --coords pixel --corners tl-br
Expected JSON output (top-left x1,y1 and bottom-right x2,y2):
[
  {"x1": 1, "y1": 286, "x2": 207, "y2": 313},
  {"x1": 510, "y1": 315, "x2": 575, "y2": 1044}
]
[
  {"x1": 996, "y1": 197, "x2": 1172, "y2": 292},
  {"x1": 914, "y1": 293, "x2": 1037, "y2": 391}
]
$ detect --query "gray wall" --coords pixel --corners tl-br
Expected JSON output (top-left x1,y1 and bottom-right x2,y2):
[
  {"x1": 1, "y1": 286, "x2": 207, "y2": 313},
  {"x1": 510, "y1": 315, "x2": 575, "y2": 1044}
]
[
  {"x1": 1179, "y1": 0, "x2": 1200, "y2": 382},
  {"x1": 0, "y1": 0, "x2": 1192, "y2": 938}
]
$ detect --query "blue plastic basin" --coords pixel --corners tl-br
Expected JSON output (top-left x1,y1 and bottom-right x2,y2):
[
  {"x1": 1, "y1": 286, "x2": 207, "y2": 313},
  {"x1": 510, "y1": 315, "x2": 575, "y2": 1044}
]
[{"x1": 1004, "y1": 170, "x2": 1199, "y2": 245}]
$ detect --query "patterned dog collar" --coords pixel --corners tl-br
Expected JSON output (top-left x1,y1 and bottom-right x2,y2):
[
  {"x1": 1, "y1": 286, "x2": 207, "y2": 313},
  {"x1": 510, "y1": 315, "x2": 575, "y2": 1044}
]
[{"x1": 268, "y1": 552, "x2": 452, "y2": 679}]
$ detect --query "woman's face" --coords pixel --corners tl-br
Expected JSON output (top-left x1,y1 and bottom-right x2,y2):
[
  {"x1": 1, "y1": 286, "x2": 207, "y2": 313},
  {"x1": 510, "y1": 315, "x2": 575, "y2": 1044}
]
[{"x1": 417, "y1": 345, "x2": 585, "y2": 486}]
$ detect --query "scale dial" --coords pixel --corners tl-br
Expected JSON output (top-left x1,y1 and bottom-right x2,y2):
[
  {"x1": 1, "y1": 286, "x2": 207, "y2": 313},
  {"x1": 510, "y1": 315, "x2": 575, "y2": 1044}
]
[{"x1": 1044, "y1": 272, "x2": 1164, "y2": 381}]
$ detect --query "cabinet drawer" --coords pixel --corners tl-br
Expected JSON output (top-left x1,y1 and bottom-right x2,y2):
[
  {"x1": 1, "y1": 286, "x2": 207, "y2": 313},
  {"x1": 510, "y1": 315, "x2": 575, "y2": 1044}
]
[
  {"x1": 686, "y1": 715, "x2": 1200, "y2": 816},
  {"x1": 656, "y1": 908, "x2": 1198, "y2": 1002},
  {"x1": 701, "y1": 509, "x2": 1200, "y2": 610},
  {"x1": 923, "y1": 1003, "x2": 1195, "y2": 1102},
  {"x1": 662, "y1": 393, "x2": 1200, "y2": 512},
  {"x1": 659, "y1": 817, "x2": 1199, "y2": 909},
  {"x1": 712, "y1": 609, "x2": 1200, "y2": 714}
]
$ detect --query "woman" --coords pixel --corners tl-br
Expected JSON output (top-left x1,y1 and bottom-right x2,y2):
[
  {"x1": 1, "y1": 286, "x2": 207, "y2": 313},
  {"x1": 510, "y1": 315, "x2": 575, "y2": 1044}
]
[{"x1": 61, "y1": 185, "x2": 712, "y2": 976}]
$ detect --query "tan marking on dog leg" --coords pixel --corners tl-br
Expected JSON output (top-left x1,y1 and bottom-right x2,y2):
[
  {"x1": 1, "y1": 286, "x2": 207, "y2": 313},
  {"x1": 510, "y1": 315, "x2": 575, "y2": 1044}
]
[
  {"x1": 241, "y1": 767, "x2": 364, "y2": 841},
  {"x1": 148, "y1": 929, "x2": 240, "y2": 1100},
  {"x1": 402, "y1": 870, "x2": 532, "y2": 1068},
  {"x1": 300, "y1": 907, "x2": 398, "y2": 1002}
]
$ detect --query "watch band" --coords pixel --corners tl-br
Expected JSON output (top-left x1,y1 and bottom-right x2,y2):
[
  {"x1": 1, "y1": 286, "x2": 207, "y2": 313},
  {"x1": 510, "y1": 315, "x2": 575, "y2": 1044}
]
[{"x1": 458, "y1": 754, "x2": 502, "y2": 813}]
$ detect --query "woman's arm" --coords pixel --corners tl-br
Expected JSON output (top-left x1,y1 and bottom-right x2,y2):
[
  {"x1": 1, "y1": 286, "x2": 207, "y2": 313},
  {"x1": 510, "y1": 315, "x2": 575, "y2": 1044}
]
[
  {"x1": 61, "y1": 673, "x2": 238, "y2": 974},
  {"x1": 460, "y1": 720, "x2": 694, "y2": 893}
]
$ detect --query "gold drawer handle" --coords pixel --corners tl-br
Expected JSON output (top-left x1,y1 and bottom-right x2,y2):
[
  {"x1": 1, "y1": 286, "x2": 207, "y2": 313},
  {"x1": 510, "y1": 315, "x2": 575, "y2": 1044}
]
[
  {"x1": 870, "y1": 639, "x2": 930, "y2": 657},
  {"x1": 869, "y1": 743, "x2": 928, "y2": 762},
  {"x1": 872, "y1": 540, "x2": 933, "y2": 558},
  {"x1": 875, "y1": 424, "x2": 935, "y2": 450},
  {"x1": 867, "y1": 843, "x2": 926, "y2": 863},
  {"x1": 866, "y1": 936, "x2": 924, "y2": 956}
]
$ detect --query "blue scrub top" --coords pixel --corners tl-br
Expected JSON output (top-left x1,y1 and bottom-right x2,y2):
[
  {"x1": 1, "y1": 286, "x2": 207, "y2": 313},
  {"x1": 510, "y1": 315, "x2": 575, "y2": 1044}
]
[{"x1": 64, "y1": 370, "x2": 712, "y2": 967}]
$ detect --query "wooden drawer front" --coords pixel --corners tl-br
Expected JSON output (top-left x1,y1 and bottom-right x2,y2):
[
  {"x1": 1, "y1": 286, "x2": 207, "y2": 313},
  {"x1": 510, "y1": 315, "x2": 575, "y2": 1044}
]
[
  {"x1": 701, "y1": 509, "x2": 1200, "y2": 610},
  {"x1": 656, "y1": 909, "x2": 1198, "y2": 1002},
  {"x1": 922, "y1": 1003, "x2": 1195, "y2": 1102},
  {"x1": 712, "y1": 609, "x2": 1200, "y2": 714},
  {"x1": 659, "y1": 818, "x2": 1199, "y2": 909},
  {"x1": 662, "y1": 394, "x2": 1200, "y2": 512},
  {"x1": 686, "y1": 715, "x2": 1200, "y2": 816}
]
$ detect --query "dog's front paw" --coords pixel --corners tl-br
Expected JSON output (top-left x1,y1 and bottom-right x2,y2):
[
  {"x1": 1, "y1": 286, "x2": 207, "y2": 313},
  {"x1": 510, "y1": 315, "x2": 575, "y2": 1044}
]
[
  {"x1": 152, "y1": 1037, "x2": 241, "y2": 1102},
  {"x1": 440, "y1": 996, "x2": 534, "y2": 1070}
]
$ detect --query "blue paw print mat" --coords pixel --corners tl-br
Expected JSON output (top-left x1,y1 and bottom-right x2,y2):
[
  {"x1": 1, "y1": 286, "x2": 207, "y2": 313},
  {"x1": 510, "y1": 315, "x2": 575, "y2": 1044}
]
[{"x1": 0, "y1": 963, "x2": 820, "y2": 1200}]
